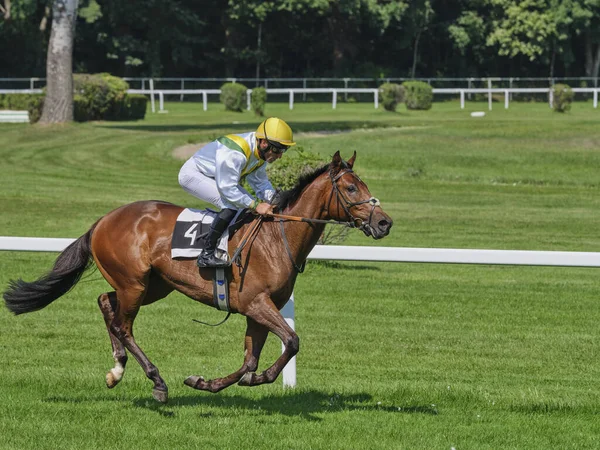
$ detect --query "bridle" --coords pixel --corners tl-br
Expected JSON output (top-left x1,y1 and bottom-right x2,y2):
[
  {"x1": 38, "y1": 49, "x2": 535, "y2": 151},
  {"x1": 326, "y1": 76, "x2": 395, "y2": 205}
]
[
  {"x1": 263, "y1": 166, "x2": 381, "y2": 272},
  {"x1": 326, "y1": 168, "x2": 380, "y2": 235}
]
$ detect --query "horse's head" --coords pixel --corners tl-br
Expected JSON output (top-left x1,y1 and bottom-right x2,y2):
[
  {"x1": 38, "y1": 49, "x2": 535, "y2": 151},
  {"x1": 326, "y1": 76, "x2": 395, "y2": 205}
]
[{"x1": 325, "y1": 151, "x2": 393, "y2": 240}]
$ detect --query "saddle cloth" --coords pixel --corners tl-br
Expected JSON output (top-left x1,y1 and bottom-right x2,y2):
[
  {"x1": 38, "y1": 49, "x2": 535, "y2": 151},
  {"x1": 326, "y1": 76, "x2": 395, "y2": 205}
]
[{"x1": 171, "y1": 208, "x2": 230, "y2": 259}]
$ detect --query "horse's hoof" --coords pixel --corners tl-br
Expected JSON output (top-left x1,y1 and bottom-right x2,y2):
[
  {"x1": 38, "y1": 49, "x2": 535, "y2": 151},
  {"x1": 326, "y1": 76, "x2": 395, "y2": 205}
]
[
  {"x1": 106, "y1": 372, "x2": 119, "y2": 389},
  {"x1": 238, "y1": 372, "x2": 256, "y2": 386},
  {"x1": 184, "y1": 375, "x2": 204, "y2": 389},
  {"x1": 152, "y1": 388, "x2": 169, "y2": 404}
]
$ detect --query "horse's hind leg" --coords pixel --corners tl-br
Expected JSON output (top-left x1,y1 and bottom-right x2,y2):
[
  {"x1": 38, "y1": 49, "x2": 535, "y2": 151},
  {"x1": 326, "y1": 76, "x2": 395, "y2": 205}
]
[
  {"x1": 184, "y1": 317, "x2": 269, "y2": 393},
  {"x1": 110, "y1": 287, "x2": 169, "y2": 403},
  {"x1": 98, "y1": 292, "x2": 127, "y2": 388}
]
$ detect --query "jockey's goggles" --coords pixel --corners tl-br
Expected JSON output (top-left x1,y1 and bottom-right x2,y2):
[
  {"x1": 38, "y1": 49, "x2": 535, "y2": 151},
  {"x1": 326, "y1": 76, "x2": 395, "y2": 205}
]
[{"x1": 267, "y1": 140, "x2": 289, "y2": 155}]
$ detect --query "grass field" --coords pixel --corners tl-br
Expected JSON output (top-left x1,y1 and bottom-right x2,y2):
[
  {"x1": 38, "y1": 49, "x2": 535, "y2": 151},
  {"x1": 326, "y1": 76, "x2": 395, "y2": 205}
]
[{"x1": 1, "y1": 101, "x2": 599, "y2": 449}]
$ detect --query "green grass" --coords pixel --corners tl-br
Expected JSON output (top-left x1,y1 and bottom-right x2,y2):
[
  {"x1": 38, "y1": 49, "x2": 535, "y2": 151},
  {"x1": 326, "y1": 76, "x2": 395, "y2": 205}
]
[{"x1": 1, "y1": 101, "x2": 599, "y2": 449}]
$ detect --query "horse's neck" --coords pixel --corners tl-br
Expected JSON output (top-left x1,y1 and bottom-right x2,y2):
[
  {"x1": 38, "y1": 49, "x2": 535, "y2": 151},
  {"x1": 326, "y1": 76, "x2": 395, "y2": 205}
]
[{"x1": 279, "y1": 186, "x2": 328, "y2": 263}]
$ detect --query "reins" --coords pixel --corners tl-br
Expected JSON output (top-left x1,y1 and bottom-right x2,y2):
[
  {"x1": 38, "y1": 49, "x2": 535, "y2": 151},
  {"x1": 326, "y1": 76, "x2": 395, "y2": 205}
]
[{"x1": 232, "y1": 166, "x2": 381, "y2": 273}]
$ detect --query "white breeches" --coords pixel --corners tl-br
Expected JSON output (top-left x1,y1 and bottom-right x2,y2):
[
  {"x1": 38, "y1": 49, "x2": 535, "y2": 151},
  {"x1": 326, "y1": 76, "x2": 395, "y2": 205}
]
[{"x1": 179, "y1": 158, "x2": 227, "y2": 209}]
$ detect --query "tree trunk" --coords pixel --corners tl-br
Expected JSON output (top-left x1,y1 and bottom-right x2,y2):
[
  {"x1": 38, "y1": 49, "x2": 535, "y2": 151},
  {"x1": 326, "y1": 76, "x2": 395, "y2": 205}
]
[
  {"x1": 39, "y1": 0, "x2": 78, "y2": 124},
  {"x1": 549, "y1": 42, "x2": 556, "y2": 79},
  {"x1": 255, "y1": 22, "x2": 262, "y2": 84},
  {"x1": 411, "y1": 31, "x2": 421, "y2": 78}
]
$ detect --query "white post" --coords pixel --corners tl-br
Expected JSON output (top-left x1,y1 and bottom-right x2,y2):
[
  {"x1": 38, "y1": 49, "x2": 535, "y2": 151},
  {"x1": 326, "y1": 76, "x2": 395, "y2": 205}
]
[
  {"x1": 374, "y1": 89, "x2": 378, "y2": 109},
  {"x1": 549, "y1": 90, "x2": 554, "y2": 109},
  {"x1": 594, "y1": 90, "x2": 598, "y2": 109},
  {"x1": 505, "y1": 90, "x2": 509, "y2": 109},
  {"x1": 344, "y1": 78, "x2": 349, "y2": 102},
  {"x1": 460, "y1": 90, "x2": 465, "y2": 109},
  {"x1": 488, "y1": 89, "x2": 492, "y2": 111},
  {"x1": 289, "y1": 91, "x2": 294, "y2": 110},
  {"x1": 180, "y1": 79, "x2": 184, "y2": 101},
  {"x1": 302, "y1": 78, "x2": 307, "y2": 102},
  {"x1": 202, "y1": 92, "x2": 208, "y2": 111},
  {"x1": 149, "y1": 79, "x2": 155, "y2": 113},
  {"x1": 158, "y1": 92, "x2": 165, "y2": 113},
  {"x1": 332, "y1": 90, "x2": 337, "y2": 109},
  {"x1": 247, "y1": 89, "x2": 252, "y2": 111},
  {"x1": 281, "y1": 294, "x2": 296, "y2": 388}
]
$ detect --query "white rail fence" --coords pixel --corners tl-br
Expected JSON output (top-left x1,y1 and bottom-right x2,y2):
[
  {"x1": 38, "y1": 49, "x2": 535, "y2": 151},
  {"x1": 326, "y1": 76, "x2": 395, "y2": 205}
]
[
  {"x1": 2, "y1": 236, "x2": 600, "y2": 387},
  {"x1": 3, "y1": 86, "x2": 599, "y2": 113}
]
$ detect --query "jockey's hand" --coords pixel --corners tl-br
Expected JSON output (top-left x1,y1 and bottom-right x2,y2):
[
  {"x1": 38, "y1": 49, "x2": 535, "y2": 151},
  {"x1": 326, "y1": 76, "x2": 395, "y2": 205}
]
[{"x1": 255, "y1": 202, "x2": 274, "y2": 216}]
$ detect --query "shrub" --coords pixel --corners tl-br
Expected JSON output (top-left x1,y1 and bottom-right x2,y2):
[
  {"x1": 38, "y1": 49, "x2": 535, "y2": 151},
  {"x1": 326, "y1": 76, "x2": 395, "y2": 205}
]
[
  {"x1": 0, "y1": 93, "x2": 43, "y2": 111},
  {"x1": 28, "y1": 96, "x2": 44, "y2": 124},
  {"x1": 220, "y1": 82, "x2": 247, "y2": 112},
  {"x1": 402, "y1": 81, "x2": 433, "y2": 110},
  {"x1": 74, "y1": 73, "x2": 131, "y2": 121},
  {"x1": 73, "y1": 73, "x2": 145, "y2": 121},
  {"x1": 251, "y1": 87, "x2": 267, "y2": 116},
  {"x1": 125, "y1": 94, "x2": 148, "y2": 120},
  {"x1": 551, "y1": 84, "x2": 573, "y2": 113},
  {"x1": 379, "y1": 82, "x2": 405, "y2": 111}
]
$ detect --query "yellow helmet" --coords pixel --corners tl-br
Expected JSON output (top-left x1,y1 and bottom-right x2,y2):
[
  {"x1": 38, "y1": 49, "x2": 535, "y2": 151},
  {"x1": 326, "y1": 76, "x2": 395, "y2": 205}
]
[{"x1": 255, "y1": 117, "x2": 296, "y2": 147}]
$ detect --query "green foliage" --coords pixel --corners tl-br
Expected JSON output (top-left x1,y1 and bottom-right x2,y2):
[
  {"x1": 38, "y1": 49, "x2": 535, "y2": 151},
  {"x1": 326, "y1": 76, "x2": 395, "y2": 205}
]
[
  {"x1": 72, "y1": 73, "x2": 143, "y2": 121},
  {"x1": 250, "y1": 87, "x2": 267, "y2": 116},
  {"x1": 220, "y1": 83, "x2": 247, "y2": 112},
  {"x1": 27, "y1": 96, "x2": 44, "y2": 124},
  {"x1": 379, "y1": 82, "x2": 405, "y2": 112},
  {"x1": 402, "y1": 80, "x2": 433, "y2": 110},
  {"x1": 265, "y1": 146, "x2": 327, "y2": 190},
  {"x1": 551, "y1": 83, "x2": 573, "y2": 113},
  {"x1": 0, "y1": 93, "x2": 43, "y2": 111}
]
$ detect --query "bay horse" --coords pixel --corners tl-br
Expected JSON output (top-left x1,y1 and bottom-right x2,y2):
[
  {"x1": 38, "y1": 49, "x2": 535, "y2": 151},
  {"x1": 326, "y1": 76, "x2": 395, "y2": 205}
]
[{"x1": 3, "y1": 151, "x2": 392, "y2": 403}]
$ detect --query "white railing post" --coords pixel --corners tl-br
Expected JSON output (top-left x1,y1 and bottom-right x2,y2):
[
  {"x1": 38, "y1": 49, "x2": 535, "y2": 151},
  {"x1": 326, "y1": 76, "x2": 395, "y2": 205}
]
[
  {"x1": 332, "y1": 90, "x2": 337, "y2": 109},
  {"x1": 281, "y1": 294, "x2": 296, "y2": 388},
  {"x1": 289, "y1": 90, "x2": 294, "y2": 110},
  {"x1": 247, "y1": 89, "x2": 252, "y2": 111},
  {"x1": 594, "y1": 89, "x2": 598, "y2": 109},
  {"x1": 374, "y1": 89, "x2": 378, "y2": 109},
  {"x1": 158, "y1": 92, "x2": 165, "y2": 113},
  {"x1": 149, "y1": 79, "x2": 155, "y2": 113},
  {"x1": 460, "y1": 90, "x2": 465, "y2": 109},
  {"x1": 505, "y1": 90, "x2": 509, "y2": 109},
  {"x1": 180, "y1": 79, "x2": 184, "y2": 101},
  {"x1": 202, "y1": 92, "x2": 208, "y2": 111}
]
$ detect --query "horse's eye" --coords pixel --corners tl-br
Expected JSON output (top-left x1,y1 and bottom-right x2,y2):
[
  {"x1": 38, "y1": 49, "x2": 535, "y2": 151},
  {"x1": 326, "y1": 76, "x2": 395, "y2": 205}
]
[{"x1": 347, "y1": 184, "x2": 357, "y2": 193}]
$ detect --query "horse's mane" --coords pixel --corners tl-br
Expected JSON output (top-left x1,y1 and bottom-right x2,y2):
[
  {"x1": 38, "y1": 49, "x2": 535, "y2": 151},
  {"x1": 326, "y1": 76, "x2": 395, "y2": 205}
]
[
  {"x1": 273, "y1": 163, "x2": 330, "y2": 211},
  {"x1": 273, "y1": 159, "x2": 351, "y2": 211}
]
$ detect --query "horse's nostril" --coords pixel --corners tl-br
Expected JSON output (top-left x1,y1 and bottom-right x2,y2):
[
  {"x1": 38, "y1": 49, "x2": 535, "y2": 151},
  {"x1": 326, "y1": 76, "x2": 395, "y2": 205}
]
[{"x1": 379, "y1": 219, "x2": 391, "y2": 230}]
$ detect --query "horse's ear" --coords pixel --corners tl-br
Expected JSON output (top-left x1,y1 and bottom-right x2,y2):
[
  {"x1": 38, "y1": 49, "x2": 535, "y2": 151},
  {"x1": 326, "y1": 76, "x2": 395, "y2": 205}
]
[
  {"x1": 347, "y1": 151, "x2": 356, "y2": 169},
  {"x1": 330, "y1": 151, "x2": 342, "y2": 171}
]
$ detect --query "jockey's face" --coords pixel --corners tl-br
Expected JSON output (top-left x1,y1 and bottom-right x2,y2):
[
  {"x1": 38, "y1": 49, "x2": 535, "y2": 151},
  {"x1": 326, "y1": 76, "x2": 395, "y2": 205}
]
[{"x1": 258, "y1": 139, "x2": 285, "y2": 163}]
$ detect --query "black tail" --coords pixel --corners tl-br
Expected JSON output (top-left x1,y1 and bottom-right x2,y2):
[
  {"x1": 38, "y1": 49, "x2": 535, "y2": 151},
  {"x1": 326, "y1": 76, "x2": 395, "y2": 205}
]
[{"x1": 3, "y1": 227, "x2": 95, "y2": 315}]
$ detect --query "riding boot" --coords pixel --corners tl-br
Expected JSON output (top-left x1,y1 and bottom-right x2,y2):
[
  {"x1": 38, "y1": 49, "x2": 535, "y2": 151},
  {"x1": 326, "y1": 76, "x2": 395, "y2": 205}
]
[{"x1": 197, "y1": 208, "x2": 236, "y2": 268}]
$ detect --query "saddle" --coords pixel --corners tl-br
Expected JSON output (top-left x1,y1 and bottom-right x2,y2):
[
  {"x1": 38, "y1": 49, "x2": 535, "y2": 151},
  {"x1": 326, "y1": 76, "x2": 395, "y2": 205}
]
[
  {"x1": 170, "y1": 208, "x2": 254, "y2": 313},
  {"x1": 170, "y1": 208, "x2": 252, "y2": 259}
]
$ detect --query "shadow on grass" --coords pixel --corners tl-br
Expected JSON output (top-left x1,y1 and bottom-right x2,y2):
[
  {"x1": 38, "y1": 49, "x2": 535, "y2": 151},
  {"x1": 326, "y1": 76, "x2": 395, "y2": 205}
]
[
  {"x1": 309, "y1": 261, "x2": 381, "y2": 271},
  {"x1": 98, "y1": 120, "x2": 403, "y2": 134},
  {"x1": 136, "y1": 389, "x2": 438, "y2": 421},
  {"x1": 45, "y1": 389, "x2": 437, "y2": 421}
]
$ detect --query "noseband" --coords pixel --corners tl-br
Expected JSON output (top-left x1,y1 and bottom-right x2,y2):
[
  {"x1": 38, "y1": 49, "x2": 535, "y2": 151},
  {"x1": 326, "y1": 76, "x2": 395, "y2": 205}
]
[{"x1": 328, "y1": 169, "x2": 380, "y2": 234}]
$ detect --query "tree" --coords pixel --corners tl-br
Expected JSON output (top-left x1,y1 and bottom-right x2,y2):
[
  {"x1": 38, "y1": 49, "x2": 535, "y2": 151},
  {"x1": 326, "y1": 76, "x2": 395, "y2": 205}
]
[{"x1": 39, "y1": 0, "x2": 78, "y2": 124}]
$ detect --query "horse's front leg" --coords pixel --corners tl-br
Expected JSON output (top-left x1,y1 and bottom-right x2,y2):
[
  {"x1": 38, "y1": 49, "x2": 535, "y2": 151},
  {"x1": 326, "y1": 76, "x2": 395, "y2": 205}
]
[
  {"x1": 237, "y1": 295, "x2": 299, "y2": 387},
  {"x1": 184, "y1": 317, "x2": 268, "y2": 393}
]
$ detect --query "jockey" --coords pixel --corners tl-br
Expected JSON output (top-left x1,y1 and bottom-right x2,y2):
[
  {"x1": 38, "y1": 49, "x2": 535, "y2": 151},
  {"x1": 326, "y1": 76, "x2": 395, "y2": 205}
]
[{"x1": 178, "y1": 117, "x2": 296, "y2": 267}]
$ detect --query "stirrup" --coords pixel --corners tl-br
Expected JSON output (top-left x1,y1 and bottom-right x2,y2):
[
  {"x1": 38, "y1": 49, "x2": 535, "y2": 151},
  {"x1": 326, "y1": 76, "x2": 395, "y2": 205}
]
[{"x1": 197, "y1": 251, "x2": 230, "y2": 268}]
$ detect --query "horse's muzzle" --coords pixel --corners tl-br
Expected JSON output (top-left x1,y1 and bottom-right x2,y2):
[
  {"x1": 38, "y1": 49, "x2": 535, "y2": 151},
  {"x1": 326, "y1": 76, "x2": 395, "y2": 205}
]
[{"x1": 362, "y1": 213, "x2": 393, "y2": 240}]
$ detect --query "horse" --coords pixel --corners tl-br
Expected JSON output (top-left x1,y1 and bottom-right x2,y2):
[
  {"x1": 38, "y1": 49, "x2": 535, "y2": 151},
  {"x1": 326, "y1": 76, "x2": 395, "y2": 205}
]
[{"x1": 3, "y1": 151, "x2": 392, "y2": 403}]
